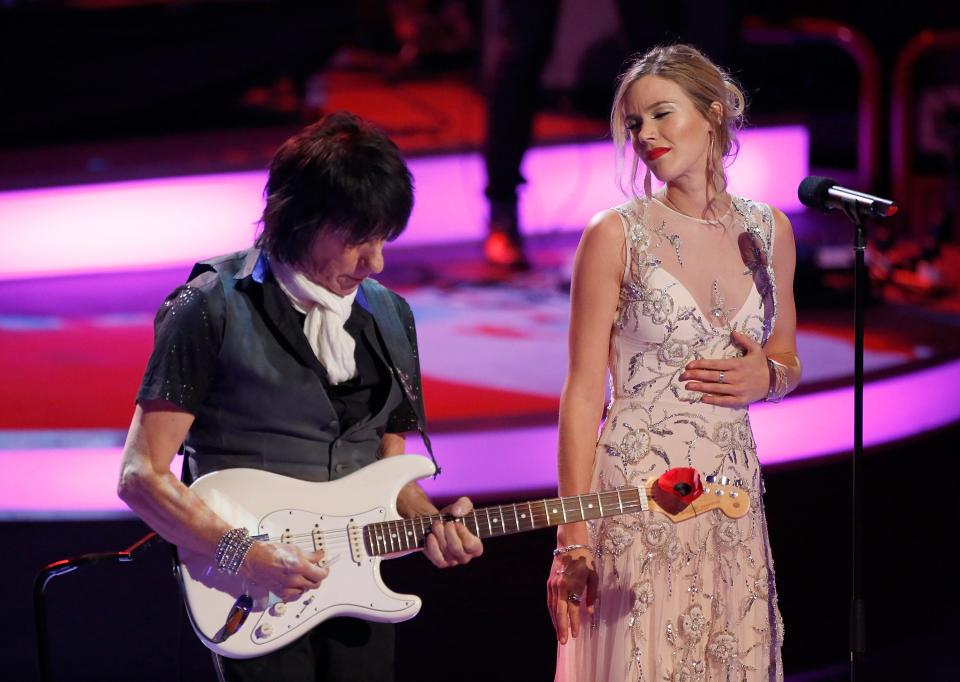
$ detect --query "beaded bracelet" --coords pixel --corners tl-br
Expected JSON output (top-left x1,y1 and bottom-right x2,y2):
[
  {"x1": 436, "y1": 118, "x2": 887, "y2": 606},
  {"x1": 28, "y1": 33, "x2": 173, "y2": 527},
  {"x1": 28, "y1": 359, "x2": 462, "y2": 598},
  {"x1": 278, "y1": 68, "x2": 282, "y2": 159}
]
[
  {"x1": 765, "y1": 357, "x2": 790, "y2": 403},
  {"x1": 215, "y1": 528, "x2": 256, "y2": 575},
  {"x1": 553, "y1": 544, "x2": 592, "y2": 557}
]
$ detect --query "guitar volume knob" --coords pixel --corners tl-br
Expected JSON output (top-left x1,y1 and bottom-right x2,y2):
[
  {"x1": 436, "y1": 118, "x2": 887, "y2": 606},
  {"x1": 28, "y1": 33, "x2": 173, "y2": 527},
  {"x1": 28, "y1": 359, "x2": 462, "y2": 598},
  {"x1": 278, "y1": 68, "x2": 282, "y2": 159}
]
[
  {"x1": 256, "y1": 623, "x2": 274, "y2": 639},
  {"x1": 270, "y1": 602, "x2": 287, "y2": 616}
]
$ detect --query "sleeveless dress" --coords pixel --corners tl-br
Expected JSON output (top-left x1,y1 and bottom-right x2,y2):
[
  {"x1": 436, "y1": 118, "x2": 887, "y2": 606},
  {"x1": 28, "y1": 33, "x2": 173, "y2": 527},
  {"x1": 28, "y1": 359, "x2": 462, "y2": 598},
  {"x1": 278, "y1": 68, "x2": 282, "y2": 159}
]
[{"x1": 555, "y1": 196, "x2": 784, "y2": 681}]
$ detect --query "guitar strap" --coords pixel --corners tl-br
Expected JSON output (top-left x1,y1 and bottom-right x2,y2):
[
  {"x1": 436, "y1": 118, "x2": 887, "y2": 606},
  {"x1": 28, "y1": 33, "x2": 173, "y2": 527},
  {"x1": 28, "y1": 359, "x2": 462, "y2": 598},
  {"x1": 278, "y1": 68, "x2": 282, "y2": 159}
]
[{"x1": 358, "y1": 279, "x2": 440, "y2": 477}]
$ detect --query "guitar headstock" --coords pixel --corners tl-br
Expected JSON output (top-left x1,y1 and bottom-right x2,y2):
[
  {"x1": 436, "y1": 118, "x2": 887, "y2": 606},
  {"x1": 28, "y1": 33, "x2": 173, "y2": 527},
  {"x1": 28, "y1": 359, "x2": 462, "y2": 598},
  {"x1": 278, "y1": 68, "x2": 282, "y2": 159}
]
[{"x1": 645, "y1": 473, "x2": 750, "y2": 521}]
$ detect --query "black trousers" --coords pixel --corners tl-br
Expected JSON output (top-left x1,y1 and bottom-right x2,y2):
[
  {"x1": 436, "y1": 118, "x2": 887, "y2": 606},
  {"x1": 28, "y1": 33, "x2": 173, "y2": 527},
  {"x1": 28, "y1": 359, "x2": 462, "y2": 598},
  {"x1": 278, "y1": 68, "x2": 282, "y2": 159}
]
[{"x1": 215, "y1": 618, "x2": 395, "y2": 682}]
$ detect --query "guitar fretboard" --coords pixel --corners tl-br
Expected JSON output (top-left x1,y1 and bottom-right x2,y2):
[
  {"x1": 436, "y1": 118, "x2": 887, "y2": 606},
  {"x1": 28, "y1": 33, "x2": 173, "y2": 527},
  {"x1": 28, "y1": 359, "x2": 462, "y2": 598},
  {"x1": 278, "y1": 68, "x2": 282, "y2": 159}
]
[{"x1": 362, "y1": 487, "x2": 648, "y2": 557}]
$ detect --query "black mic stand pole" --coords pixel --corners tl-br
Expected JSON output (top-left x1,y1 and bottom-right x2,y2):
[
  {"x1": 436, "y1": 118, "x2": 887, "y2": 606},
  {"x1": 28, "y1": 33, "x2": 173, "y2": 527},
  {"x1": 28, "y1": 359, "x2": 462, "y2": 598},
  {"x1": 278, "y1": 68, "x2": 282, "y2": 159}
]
[{"x1": 839, "y1": 200, "x2": 867, "y2": 680}]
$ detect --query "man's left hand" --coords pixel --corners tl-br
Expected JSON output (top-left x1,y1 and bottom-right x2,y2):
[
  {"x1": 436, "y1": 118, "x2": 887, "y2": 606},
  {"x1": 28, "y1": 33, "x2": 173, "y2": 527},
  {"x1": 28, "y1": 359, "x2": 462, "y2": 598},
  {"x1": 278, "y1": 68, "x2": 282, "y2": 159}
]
[{"x1": 423, "y1": 496, "x2": 484, "y2": 568}]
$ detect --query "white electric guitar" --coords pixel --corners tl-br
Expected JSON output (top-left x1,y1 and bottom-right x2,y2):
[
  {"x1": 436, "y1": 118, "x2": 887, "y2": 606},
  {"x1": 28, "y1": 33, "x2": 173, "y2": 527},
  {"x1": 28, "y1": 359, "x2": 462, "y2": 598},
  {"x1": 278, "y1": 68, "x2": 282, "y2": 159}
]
[{"x1": 176, "y1": 454, "x2": 748, "y2": 659}]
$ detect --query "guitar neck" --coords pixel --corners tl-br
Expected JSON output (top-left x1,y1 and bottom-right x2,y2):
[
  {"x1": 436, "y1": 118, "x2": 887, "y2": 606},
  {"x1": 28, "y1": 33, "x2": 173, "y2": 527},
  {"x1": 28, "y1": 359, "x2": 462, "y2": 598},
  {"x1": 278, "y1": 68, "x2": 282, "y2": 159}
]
[{"x1": 363, "y1": 486, "x2": 648, "y2": 557}]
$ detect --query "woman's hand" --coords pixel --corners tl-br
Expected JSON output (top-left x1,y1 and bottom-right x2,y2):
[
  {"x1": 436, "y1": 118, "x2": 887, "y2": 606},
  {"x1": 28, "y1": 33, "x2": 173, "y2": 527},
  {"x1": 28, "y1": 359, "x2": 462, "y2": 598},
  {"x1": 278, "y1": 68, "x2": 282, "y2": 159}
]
[
  {"x1": 239, "y1": 541, "x2": 329, "y2": 602},
  {"x1": 680, "y1": 330, "x2": 770, "y2": 408},
  {"x1": 547, "y1": 548, "x2": 598, "y2": 645}
]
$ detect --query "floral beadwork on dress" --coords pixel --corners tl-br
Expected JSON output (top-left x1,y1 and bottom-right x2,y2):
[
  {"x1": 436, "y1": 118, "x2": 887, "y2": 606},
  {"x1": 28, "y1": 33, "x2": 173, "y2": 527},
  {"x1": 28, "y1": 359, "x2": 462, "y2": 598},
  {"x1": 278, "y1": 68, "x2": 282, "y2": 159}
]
[{"x1": 556, "y1": 196, "x2": 784, "y2": 682}]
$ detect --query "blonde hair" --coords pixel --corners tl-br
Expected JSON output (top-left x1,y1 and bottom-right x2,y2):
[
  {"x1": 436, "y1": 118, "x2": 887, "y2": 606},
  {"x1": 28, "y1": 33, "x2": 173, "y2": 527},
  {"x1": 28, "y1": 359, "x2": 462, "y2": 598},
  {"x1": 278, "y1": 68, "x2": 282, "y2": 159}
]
[{"x1": 611, "y1": 44, "x2": 746, "y2": 215}]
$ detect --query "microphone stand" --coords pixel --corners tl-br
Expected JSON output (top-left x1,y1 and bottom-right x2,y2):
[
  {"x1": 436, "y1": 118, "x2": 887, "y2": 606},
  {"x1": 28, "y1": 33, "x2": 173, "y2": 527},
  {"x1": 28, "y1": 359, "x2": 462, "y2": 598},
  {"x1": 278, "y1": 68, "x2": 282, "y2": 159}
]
[
  {"x1": 837, "y1": 200, "x2": 867, "y2": 680},
  {"x1": 33, "y1": 531, "x2": 163, "y2": 682}
]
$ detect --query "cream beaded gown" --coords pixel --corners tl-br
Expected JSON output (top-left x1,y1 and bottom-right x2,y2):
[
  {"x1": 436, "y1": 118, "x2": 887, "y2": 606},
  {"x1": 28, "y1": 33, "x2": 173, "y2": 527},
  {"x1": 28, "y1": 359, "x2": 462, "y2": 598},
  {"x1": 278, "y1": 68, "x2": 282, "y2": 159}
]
[{"x1": 555, "y1": 195, "x2": 784, "y2": 681}]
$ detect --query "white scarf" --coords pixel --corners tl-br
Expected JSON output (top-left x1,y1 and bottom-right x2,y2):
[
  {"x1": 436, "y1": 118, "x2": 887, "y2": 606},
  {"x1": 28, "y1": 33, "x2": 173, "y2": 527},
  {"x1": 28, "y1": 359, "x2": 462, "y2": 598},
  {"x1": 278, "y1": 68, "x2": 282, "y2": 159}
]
[{"x1": 269, "y1": 256, "x2": 358, "y2": 385}]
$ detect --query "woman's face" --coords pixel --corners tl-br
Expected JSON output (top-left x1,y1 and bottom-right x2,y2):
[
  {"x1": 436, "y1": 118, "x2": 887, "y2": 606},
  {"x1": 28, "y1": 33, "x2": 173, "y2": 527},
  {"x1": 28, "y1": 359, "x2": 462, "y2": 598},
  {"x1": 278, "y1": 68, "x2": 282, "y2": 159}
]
[
  {"x1": 301, "y1": 231, "x2": 385, "y2": 296},
  {"x1": 622, "y1": 75, "x2": 715, "y2": 185}
]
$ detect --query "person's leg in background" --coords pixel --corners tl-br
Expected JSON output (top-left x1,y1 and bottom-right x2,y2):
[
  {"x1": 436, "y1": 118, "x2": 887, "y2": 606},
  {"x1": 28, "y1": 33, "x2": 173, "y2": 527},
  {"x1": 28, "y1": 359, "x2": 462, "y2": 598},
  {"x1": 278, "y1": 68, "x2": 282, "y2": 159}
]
[{"x1": 482, "y1": 0, "x2": 561, "y2": 269}]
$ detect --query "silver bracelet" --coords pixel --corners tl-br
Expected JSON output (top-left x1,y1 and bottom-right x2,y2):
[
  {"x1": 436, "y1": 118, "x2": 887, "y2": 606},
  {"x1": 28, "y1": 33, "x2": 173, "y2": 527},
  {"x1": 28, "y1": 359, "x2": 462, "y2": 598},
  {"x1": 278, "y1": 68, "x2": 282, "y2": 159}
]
[
  {"x1": 765, "y1": 357, "x2": 790, "y2": 403},
  {"x1": 553, "y1": 544, "x2": 592, "y2": 557},
  {"x1": 215, "y1": 528, "x2": 255, "y2": 575}
]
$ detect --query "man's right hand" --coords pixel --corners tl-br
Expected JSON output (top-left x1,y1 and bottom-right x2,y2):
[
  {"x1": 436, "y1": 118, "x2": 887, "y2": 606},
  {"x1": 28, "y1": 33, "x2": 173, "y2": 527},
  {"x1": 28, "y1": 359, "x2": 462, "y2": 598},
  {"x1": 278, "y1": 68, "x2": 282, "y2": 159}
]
[{"x1": 240, "y1": 541, "x2": 329, "y2": 602}]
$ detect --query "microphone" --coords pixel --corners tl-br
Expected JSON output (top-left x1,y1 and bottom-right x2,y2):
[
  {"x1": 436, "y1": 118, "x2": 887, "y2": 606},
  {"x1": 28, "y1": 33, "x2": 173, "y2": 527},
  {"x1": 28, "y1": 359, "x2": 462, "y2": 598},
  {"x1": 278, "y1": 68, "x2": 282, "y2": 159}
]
[{"x1": 798, "y1": 176, "x2": 898, "y2": 218}]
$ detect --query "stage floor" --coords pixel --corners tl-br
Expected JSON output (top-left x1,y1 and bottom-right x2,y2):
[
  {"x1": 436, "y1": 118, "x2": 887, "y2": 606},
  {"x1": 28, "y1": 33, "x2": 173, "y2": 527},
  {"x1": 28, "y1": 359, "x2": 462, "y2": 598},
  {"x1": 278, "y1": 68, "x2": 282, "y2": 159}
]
[{"x1": 2, "y1": 228, "x2": 960, "y2": 518}]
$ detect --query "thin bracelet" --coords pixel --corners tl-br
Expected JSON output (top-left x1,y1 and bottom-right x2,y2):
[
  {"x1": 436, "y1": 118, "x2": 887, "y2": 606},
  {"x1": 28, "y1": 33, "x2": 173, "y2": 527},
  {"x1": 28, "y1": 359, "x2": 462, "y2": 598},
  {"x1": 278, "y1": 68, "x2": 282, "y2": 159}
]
[
  {"x1": 553, "y1": 544, "x2": 592, "y2": 557},
  {"x1": 765, "y1": 357, "x2": 790, "y2": 403}
]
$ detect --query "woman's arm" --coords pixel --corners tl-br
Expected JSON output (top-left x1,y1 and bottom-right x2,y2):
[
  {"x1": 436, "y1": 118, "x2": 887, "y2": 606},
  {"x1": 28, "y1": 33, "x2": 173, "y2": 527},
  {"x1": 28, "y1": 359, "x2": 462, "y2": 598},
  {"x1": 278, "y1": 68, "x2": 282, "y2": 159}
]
[
  {"x1": 556, "y1": 210, "x2": 625, "y2": 546},
  {"x1": 762, "y1": 206, "x2": 802, "y2": 393},
  {"x1": 549, "y1": 209, "x2": 625, "y2": 644}
]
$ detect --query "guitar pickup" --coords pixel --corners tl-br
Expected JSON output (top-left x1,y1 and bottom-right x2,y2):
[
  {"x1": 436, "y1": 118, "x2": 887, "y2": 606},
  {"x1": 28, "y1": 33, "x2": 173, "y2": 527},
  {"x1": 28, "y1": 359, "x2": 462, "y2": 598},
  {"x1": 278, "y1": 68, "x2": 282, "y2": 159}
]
[
  {"x1": 347, "y1": 523, "x2": 364, "y2": 565},
  {"x1": 312, "y1": 526, "x2": 324, "y2": 552}
]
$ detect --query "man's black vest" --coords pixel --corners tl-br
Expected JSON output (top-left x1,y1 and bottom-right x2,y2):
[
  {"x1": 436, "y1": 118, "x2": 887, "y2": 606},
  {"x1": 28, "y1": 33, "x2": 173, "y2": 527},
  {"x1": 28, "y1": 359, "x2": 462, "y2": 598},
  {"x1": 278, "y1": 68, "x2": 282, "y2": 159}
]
[{"x1": 181, "y1": 249, "x2": 432, "y2": 484}]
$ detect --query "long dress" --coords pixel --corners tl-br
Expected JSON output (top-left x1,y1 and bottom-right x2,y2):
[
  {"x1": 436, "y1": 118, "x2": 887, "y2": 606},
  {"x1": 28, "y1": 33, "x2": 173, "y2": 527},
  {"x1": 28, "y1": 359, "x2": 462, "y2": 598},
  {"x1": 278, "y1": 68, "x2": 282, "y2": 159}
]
[{"x1": 555, "y1": 195, "x2": 784, "y2": 681}]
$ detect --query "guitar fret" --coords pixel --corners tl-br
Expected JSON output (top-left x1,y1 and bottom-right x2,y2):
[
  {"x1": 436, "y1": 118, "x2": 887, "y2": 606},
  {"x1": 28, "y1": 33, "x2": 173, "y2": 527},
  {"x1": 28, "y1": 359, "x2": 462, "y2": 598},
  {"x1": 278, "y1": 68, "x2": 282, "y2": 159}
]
[
  {"x1": 577, "y1": 495, "x2": 586, "y2": 521},
  {"x1": 615, "y1": 488, "x2": 624, "y2": 514},
  {"x1": 560, "y1": 497, "x2": 568, "y2": 524},
  {"x1": 542, "y1": 500, "x2": 550, "y2": 529},
  {"x1": 512, "y1": 504, "x2": 520, "y2": 533},
  {"x1": 484, "y1": 507, "x2": 493, "y2": 537},
  {"x1": 527, "y1": 502, "x2": 534, "y2": 529}
]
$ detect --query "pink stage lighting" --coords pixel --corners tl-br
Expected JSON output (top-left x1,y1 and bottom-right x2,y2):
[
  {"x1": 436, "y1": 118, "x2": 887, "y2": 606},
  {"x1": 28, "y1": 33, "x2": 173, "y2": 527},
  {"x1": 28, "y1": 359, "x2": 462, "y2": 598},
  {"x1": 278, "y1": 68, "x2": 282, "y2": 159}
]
[{"x1": 0, "y1": 127, "x2": 808, "y2": 279}]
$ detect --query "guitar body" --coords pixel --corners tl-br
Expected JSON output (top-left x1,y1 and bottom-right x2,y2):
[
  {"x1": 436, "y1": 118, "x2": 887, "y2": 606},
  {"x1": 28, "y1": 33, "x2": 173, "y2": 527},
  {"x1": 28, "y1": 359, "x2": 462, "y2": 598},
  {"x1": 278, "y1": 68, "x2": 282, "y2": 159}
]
[{"x1": 176, "y1": 455, "x2": 437, "y2": 659}]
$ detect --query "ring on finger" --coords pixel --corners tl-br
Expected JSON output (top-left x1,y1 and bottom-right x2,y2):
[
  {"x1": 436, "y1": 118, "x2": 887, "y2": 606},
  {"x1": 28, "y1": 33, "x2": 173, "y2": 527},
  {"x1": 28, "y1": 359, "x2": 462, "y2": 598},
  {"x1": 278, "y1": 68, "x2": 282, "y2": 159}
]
[
  {"x1": 718, "y1": 371, "x2": 726, "y2": 384},
  {"x1": 567, "y1": 593, "x2": 582, "y2": 605}
]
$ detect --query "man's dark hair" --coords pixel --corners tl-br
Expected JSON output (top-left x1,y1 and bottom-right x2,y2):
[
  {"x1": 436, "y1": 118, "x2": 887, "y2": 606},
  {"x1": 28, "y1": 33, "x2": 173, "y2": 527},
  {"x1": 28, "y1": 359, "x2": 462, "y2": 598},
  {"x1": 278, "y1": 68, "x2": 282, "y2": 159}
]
[{"x1": 256, "y1": 111, "x2": 414, "y2": 264}]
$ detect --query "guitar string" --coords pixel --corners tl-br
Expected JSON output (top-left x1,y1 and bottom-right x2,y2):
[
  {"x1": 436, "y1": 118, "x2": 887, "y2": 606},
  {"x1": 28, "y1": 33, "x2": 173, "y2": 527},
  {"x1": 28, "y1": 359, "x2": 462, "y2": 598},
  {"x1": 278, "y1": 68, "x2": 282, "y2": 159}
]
[
  {"x1": 258, "y1": 494, "x2": 732, "y2": 560},
  {"x1": 229, "y1": 481, "x2": 735, "y2": 546},
  {"x1": 253, "y1": 490, "x2": 655, "y2": 545},
  {"x1": 256, "y1": 499, "x2": 656, "y2": 550},
  {"x1": 254, "y1": 493, "x2": 650, "y2": 544}
]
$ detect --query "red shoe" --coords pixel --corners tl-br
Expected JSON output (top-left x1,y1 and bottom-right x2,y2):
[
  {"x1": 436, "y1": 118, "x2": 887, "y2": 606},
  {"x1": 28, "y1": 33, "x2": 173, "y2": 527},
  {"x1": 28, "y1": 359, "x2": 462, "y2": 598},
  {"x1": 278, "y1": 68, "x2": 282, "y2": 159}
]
[{"x1": 484, "y1": 232, "x2": 529, "y2": 269}]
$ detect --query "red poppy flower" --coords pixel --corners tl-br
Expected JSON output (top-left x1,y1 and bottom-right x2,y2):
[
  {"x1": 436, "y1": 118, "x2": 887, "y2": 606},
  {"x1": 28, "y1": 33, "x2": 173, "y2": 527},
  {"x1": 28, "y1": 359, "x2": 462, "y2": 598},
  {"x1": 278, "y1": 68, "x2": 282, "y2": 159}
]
[{"x1": 657, "y1": 467, "x2": 704, "y2": 505}]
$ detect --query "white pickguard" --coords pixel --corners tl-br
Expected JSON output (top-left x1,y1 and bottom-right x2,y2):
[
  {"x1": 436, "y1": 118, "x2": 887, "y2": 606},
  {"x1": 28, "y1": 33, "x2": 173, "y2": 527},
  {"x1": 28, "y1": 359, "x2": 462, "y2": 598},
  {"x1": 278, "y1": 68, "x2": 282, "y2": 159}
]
[{"x1": 176, "y1": 454, "x2": 437, "y2": 659}]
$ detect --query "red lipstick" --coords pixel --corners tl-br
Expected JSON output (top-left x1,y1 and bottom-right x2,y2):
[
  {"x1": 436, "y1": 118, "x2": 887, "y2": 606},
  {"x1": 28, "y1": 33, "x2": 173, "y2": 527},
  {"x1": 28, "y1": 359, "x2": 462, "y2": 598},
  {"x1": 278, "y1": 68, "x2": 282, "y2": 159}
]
[{"x1": 646, "y1": 147, "x2": 670, "y2": 161}]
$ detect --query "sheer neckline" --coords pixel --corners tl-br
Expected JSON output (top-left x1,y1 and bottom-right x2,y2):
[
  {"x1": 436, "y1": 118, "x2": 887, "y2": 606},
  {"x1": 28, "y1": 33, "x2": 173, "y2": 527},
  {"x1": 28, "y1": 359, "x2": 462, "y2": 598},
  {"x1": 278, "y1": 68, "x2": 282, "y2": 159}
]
[{"x1": 651, "y1": 195, "x2": 732, "y2": 226}]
